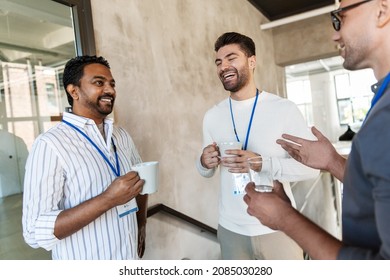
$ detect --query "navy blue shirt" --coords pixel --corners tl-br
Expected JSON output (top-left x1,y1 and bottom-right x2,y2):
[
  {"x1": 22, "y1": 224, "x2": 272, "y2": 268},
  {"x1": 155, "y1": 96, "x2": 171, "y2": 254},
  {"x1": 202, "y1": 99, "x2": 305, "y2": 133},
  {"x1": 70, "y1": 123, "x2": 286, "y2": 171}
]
[{"x1": 338, "y1": 77, "x2": 390, "y2": 259}]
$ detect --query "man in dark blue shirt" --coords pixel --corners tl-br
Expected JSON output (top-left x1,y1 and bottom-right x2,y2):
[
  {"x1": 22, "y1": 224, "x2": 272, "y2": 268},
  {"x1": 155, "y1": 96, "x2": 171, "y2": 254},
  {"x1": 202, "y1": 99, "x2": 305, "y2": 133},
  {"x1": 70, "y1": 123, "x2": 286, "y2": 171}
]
[{"x1": 244, "y1": 0, "x2": 390, "y2": 259}]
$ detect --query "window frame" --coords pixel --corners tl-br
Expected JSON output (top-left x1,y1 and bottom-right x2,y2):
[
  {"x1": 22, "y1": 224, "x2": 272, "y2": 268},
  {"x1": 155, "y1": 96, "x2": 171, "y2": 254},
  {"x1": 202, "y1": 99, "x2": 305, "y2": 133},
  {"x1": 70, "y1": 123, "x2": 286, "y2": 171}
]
[{"x1": 52, "y1": 0, "x2": 96, "y2": 56}]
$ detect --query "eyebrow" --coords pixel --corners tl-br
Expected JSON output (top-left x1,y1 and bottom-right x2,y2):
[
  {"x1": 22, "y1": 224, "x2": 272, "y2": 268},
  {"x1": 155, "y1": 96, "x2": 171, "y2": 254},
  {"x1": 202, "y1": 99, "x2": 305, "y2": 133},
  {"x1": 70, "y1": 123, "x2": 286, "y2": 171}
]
[{"x1": 92, "y1": 75, "x2": 115, "y2": 83}]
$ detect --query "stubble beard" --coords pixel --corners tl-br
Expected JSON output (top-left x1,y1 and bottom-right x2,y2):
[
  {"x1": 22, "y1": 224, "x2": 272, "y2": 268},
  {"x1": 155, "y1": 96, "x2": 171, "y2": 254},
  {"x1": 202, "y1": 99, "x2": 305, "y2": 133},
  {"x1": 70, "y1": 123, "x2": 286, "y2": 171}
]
[
  {"x1": 221, "y1": 69, "x2": 250, "y2": 93},
  {"x1": 89, "y1": 98, "x2": 114, "y2": 118},
  {"x1": 342, "y1": 38, "x2": 369, "y2": 71}
]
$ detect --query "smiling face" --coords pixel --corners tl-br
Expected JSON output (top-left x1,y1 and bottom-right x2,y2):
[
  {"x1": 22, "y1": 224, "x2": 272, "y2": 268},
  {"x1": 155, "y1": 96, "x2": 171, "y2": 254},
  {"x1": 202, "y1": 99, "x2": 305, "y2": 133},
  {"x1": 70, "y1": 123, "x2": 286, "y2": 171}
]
[
  {"x1": 215, "y1": 43, "x2": 255, "y2": 93},
  {"x1": 67, "y1": 63, "x2": 116, "y2": 124},
  {"x1": 332, "y1": 0, "x2": 376, "y2": 72}
]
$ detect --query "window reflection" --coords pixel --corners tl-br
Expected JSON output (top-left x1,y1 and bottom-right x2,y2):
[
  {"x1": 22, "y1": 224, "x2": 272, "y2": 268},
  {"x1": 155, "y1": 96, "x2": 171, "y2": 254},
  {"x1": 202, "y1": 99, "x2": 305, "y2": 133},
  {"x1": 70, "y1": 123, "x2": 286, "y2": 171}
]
[
  {"x1": 0, "y1": 0, "x2": 94, "y2": 260},
  {"x1": 0, "y1": 0, "x2": 76, "y2": 199}
]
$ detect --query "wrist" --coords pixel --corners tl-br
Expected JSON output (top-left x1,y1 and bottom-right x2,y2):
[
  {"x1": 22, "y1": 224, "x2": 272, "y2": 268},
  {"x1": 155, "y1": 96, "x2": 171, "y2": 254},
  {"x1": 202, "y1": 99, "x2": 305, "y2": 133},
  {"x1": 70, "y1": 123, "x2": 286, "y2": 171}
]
[
  {"x1": 98, "y1": 191, "x2": 116, "y2": 210},
  {"x1": 278, "y1": 206, "x2": 299, "y2": 233}
]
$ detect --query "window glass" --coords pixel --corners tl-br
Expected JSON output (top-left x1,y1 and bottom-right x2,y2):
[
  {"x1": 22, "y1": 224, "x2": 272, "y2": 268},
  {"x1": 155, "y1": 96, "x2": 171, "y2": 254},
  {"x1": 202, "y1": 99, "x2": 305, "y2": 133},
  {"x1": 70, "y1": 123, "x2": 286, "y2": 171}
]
[
  {"x1": 0, "y1": 0, "x2": 76, "y2": 199},
  {"x1": 334, "y1": 69, "x2": 375, "y2": 124},
  {"x1": 286, "y1": 79, "x2": 314, "y2": 126},
  {"x1": 286, "y1": 56, "x2": 376, "y2": 127},
  {"x1": 0, "y1": 0, "x2": 94, "y2": 260}
]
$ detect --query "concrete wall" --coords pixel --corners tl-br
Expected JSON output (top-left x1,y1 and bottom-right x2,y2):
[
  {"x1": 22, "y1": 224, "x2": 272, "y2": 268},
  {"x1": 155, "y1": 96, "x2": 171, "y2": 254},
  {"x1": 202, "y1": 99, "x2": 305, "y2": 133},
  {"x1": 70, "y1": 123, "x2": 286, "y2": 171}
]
[
  {"x1": 90, "y1": 0, "x2": 283, "y2": 259},
  {"x1": 272, "y1": 14, "x2": 338, "y2": 66}
]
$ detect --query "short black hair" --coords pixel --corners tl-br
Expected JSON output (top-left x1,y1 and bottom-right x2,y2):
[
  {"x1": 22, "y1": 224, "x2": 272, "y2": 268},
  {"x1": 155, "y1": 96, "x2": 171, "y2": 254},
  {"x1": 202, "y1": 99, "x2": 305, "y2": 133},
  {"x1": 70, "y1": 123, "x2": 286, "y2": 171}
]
[
  {"x1": 63, "y1": 55, "x2": 110, "y2": 107},
  {"x1": 214, "y1": 32, "x2": 256, "y2": 57}
]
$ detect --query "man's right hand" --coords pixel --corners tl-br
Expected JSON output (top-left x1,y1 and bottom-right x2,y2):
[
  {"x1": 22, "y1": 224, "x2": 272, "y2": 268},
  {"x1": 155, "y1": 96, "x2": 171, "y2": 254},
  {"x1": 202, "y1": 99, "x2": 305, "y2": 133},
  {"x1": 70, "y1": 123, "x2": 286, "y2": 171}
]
[
  {"x1": 276, "y1": 126, "x2": 336, "y2": 171},
  {"x1": 200, "y1": 142, "x2": 220, "y2": 169},
  {"x1": 104, "y1": 171, "x2": 144, "y2": 207},
  {"x1": 276, "y1": 126, "x2": 346, "y2": 181},
  {"x1": 54, "y1": 171, "x2": 144, "y2": 240}
]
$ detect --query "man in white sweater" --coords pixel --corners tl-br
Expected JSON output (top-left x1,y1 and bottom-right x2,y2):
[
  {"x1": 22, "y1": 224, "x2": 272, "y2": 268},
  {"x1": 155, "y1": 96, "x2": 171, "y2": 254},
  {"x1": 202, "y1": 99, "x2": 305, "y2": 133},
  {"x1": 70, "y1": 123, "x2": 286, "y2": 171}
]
[{"x1": 196, "y1": 32, "x2": 319, "y2": 259}]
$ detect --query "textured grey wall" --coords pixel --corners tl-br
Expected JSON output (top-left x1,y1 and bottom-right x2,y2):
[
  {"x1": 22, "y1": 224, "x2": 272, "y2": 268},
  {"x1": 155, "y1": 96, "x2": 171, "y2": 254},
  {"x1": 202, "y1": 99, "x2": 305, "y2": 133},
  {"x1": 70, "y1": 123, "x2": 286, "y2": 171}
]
[
  {"x1": 89, "y1": 0, "x2": 339, "y2": 259},
  {"x1": 273, "y1": 14, "x2": 338, "y2": 66}
]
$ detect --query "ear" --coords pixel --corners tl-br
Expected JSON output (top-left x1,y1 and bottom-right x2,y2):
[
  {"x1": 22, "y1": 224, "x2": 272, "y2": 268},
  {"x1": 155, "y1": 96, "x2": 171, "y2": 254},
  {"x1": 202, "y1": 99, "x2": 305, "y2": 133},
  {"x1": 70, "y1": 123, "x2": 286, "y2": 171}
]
[
  {"x1": 66, "y1": 84, "x2": 79, "y2": 101},
  {"x1": 248, "y1": 55, "x2": 256, "y2": 70},
  {"x1": 377, "y1": 0, "x2": 390, "y2": 28}
]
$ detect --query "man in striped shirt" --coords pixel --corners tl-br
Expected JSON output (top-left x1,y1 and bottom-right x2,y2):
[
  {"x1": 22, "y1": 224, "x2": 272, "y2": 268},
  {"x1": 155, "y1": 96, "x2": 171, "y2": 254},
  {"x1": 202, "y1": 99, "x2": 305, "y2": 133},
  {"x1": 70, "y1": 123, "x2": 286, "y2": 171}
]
[{"x1": 22, "y1": 55, "x2": 148, "y2": 259}]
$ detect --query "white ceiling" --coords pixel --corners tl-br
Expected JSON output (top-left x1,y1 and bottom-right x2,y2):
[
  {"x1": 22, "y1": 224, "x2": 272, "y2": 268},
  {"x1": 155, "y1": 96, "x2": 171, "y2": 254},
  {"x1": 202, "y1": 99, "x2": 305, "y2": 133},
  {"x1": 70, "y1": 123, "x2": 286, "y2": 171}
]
[{"x1": 285, "y1": 56, "x2": 344, "y2": 79}]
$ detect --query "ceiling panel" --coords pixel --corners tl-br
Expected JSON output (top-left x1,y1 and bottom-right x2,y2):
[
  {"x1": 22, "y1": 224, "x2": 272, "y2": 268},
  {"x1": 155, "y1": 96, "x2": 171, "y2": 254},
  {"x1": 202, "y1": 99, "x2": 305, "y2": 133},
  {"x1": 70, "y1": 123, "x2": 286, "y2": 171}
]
[
  {"x1": 285, "y1": 56, "x2": 344, "y2": 79},
  {"x1": 248, "y1": 0, "x2": 336, "y2": 21}
]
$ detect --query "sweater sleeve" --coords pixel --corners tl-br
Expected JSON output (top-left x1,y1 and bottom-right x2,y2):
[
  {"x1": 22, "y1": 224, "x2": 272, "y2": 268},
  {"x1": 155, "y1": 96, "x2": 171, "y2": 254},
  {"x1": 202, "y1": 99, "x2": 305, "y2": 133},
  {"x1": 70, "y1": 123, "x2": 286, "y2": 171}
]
[
  {"x1": 271, "y1": 156, "x2": 319, "y2": 182},
  {"x1": 196, "y1": 109, "x2": 217, "y2": 178},
  {"x1": 196, "y1": 157, "x2": 215, "y2": 178}
]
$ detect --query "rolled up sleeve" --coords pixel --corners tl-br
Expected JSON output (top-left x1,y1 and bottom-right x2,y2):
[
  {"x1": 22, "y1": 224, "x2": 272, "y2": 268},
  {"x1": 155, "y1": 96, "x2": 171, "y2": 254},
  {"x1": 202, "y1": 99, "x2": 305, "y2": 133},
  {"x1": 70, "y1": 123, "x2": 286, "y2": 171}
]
[{"x1": 22, "y1": 138, "x2": 64, "y2": 250}]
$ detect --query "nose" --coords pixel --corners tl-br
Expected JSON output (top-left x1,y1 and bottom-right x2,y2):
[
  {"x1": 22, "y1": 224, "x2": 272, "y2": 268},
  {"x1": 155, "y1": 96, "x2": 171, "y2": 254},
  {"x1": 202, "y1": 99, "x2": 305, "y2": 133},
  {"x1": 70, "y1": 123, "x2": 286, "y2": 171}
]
[
  {"x1": 104, "y1": 83, "x2": 116, "y2": 95},
  {"x1": 218, "y1": 60, "x2": 230, "y2": 74}
]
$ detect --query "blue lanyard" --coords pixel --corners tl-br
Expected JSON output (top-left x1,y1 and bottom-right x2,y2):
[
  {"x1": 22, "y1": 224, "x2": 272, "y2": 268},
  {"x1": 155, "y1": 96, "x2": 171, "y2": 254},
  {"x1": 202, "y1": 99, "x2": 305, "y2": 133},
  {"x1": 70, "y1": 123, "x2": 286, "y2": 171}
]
[
  {"x1": 364, "y1": 72, "x2": 390, "y2": 122},
  {"x1": 62, "y1": 120, "x2": 120, "y2": 177},
  {"x1": 229, "y1": 89, "x2": 259, "y2": 150}
]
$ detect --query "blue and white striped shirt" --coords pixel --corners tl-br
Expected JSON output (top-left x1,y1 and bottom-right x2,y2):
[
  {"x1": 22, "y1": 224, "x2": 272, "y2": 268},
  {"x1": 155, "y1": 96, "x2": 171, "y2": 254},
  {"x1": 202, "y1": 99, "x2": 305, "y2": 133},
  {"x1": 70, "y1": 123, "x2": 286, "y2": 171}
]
[{"x1": 22, "y1": 112, "x2": 142, "y2": 259}]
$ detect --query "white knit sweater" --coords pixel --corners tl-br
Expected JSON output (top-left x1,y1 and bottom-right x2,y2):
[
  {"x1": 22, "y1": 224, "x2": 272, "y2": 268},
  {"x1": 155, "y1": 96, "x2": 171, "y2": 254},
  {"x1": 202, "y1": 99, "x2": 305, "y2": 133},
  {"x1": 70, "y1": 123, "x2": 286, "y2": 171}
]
[{"x1": 197, "y1": 91, "x2": 319, "y2": 236}]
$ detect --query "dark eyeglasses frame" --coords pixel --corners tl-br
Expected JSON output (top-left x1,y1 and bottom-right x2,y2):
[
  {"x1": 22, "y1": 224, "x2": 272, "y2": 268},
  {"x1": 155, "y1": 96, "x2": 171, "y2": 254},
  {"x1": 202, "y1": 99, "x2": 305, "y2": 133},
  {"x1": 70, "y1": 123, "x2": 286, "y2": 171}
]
[{"x1": 331, "y1": 0, "x2": 373, "y2": 31}]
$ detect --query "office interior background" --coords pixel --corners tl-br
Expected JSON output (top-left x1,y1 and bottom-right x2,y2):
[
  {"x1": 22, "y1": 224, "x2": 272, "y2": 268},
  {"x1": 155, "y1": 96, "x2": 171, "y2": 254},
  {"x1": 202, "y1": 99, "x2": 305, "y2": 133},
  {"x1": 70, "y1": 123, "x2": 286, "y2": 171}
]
[{"x1": 0, "y1": 0, "x2": 376, "y2": 259}]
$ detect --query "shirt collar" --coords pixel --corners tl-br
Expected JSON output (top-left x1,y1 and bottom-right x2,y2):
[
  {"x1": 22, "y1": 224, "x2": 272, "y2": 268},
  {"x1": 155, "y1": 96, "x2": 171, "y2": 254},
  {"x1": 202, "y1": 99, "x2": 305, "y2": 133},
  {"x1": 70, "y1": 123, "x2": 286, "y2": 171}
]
[
  {"x1": 371, "y1": 76, "x2": 386, "y2": 94},
  {"x1": 62, "y1": 112, "x2": 113, "y2": 128},
  {"x1": 62, "y1": 112, "x2": 115, "y2": 149}
]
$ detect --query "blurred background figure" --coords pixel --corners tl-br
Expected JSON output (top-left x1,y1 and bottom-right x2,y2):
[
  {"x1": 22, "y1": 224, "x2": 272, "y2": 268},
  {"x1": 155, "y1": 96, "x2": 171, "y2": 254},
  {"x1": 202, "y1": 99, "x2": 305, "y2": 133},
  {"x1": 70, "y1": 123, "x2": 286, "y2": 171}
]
[{"x1": 0, "y1": 129, "x2": 28, "y2": 198}]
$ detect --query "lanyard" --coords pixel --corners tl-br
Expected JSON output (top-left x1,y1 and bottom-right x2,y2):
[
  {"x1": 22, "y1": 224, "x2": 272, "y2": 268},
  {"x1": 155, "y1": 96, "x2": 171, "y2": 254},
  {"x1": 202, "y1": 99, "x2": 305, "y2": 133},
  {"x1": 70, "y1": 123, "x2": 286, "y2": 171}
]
[
  {"x1": 229, "y1": 89, "x2": 259, "y2": 150},
  {"x1": 62, "y1": 120, "x2": 120, "y2": 177},
  {"x1": 364, "y1": 72, "x2": 390, "y2": 122}
]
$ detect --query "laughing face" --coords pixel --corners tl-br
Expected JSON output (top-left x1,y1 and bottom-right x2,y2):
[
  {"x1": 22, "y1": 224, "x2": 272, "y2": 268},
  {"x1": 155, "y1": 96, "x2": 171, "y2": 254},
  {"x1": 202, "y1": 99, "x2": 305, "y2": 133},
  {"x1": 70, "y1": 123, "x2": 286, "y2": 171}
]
[
  {"x1": 70, "y1": 63, "x2": 116, "y2": 123},
  {"x1": 332, "y1": 0, "x2": 376, "y2": 72},
  {"x1": 215, "y1": 44, "x2": 254, "y2": 93}
]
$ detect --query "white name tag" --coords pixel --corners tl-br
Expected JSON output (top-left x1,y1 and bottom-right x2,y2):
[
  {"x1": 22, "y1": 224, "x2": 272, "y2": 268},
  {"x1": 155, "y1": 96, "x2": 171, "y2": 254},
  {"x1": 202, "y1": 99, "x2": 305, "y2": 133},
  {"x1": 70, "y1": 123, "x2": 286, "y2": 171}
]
[
  {"x1": 116, "y1": 198, "x2": 138, "y2": 218},
  {"x1": 232, "y1": 173, "x2": 250, "y2": 195}
]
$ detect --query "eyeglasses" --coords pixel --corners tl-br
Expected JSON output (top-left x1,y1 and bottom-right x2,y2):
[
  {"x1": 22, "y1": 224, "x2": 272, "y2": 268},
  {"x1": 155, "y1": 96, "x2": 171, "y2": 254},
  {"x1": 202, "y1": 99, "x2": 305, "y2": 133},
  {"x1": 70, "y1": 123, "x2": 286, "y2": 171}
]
[{"x1": 331, "y1": 0, "x2": 373, "y2": 31}]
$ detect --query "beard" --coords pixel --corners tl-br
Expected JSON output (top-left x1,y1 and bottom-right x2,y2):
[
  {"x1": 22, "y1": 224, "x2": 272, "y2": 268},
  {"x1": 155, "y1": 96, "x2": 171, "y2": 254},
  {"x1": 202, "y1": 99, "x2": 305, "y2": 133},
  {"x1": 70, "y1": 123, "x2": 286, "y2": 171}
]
[
  {"x1": 86, "y1": 96, "x2": 115, "y2": 117},
  {"x1": 342, "y1": 37, "x2": 370, "y2": 71},
  {"x1": 220, "y1": 67, "x2": 250, "y2": 93},
  {"x1": 97, "y1": 99, "x2": 114, "y2": 115},
  {"x1": 96, "y1": 103, "x2": 114, "y2": 115}
]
